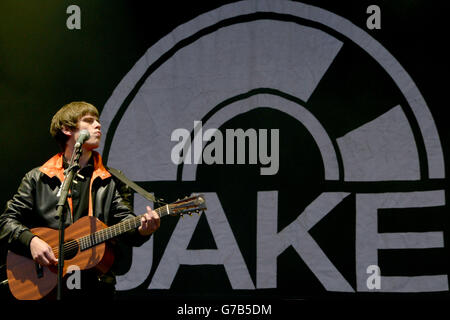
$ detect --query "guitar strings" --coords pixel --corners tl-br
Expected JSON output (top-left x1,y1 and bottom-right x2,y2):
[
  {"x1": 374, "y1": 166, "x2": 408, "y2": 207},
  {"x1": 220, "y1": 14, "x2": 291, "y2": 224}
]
[
  {"x1": 51, "y1": 240, "x2": 78, "y2": 258},
  {"x1": 49, "y1": 215, "x2": 145, "y2": 256},
  {"x1": 48, "y1": 203, "x2": 182, "y2": 256}
]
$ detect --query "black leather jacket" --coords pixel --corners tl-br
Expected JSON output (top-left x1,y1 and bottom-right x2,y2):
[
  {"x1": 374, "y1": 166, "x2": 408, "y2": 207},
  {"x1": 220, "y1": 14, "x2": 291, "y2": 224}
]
[{"x1": 0, "y1": 152, "x2": 149, "y2": 271}]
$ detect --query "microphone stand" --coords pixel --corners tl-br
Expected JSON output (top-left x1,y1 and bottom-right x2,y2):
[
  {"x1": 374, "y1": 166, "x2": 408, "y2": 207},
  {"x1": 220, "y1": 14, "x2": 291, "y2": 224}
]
[{"x1": 55, "y1": 143, "x2": 82, "y2": 300}]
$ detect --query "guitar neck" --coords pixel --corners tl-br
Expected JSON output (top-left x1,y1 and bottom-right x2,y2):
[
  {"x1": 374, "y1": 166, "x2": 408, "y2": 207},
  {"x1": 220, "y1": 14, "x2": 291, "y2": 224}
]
[{"x1": 78, "y1": 204, "x2": 170, "y2": 251}]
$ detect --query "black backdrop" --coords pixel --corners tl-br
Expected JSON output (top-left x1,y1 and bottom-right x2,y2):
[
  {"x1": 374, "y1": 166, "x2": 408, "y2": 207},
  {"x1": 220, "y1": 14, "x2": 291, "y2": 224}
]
[{"x1": 1, "y1": 0, "x2": 449, "y2": 305}]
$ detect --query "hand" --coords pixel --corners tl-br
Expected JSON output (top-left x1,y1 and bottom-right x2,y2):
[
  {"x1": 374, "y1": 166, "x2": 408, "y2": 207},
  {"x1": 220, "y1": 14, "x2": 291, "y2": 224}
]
[
  {"x1": 138, "y1": 206, "x2": 161, "y2": 236},
  {"x1": 30, "y1": 237, "x2": 58, "y2": 267}
]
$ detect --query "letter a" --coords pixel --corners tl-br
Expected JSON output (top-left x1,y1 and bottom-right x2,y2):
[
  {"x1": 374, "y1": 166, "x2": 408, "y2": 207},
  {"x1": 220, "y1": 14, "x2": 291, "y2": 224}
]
[
  {"x1": 366, "y1": 265, "x2": 381, "y2": 290},
  {"x1": 366, "y1": 5, "x2": 381, "y2": 30},
  {"x1": 66, "y1": 265, "x2": 81, "y2": 290},
  {"x1": 66, "y1": 5, "x2": 81, "y2": 30}
]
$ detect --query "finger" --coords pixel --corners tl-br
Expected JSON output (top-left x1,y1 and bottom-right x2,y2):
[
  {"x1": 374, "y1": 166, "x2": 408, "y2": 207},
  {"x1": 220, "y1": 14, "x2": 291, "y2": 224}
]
[
  {"x1": 45, "y1": 250, "x2": 58, "y2": 265},
  {"x1": 141, "y1": 216, "x2": 147, "y2": 227},
  {"x1": 149, "y1": 218, "x2": 159, "y2": 230},
  {"x1": 145, "y1": 206, "x2": 158, "y2": 219},
  {"x1": 48, "y1": 252, "x2": 58, "y2": 265},
  {"x1": 38, "y1": 255, "x2": 50, "y2": 267},
  {"x1": 146, "y1": 210, "x2": 158, "y2": 221}
]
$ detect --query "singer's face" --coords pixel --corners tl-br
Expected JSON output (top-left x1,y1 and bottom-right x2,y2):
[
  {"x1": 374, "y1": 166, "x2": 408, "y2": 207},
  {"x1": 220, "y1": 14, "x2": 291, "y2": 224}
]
[{"x1": 75, "y1": 114, "x2": 102, "y2": 150}]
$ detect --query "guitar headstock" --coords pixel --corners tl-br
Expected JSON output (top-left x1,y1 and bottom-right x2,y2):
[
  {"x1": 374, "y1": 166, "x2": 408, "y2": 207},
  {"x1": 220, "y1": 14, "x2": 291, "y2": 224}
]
[{"x1": 168, "y1": 194, "x2": 207, "y2": 217}]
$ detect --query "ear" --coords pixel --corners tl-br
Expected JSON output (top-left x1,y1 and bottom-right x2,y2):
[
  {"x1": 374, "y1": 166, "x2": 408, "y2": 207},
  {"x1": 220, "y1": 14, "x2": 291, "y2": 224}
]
[{"x1": 61, "y1": 125, "x2": 74, "y2": 137}]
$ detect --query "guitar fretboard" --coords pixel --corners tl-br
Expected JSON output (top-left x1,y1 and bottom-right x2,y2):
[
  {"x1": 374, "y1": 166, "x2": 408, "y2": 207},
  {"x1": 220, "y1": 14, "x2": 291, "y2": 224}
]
[{"x1": 78, "y1": 204, "x2": 170, "y2": 251}]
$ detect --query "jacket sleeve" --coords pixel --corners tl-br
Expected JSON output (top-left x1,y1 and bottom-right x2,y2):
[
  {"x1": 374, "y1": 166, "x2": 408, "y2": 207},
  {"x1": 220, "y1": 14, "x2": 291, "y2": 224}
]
[
  {"x1": 109, "y1": 175, "x2": 151, "y2": 248},
  {"x1": 0, "y1": 171, "x2": 37, "y2": 255}
]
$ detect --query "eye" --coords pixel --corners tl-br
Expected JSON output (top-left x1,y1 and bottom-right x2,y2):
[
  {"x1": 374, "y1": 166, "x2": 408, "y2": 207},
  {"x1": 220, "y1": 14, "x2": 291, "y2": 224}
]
[{"x1": 82, "y1": 116, "x2": 98, "y2": 124}]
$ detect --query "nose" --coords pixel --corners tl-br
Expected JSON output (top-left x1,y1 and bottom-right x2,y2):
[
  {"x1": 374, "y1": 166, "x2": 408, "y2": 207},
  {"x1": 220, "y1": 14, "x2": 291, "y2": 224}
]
[{"x1": 94, "y1": 120, "x2": 101, "y2": 129}]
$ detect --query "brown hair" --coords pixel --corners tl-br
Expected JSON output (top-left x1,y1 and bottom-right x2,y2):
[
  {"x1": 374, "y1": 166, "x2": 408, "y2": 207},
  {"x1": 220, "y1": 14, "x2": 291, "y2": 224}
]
[{"x1": 50, "y1": 101, "x2": 99, "y2": 150}]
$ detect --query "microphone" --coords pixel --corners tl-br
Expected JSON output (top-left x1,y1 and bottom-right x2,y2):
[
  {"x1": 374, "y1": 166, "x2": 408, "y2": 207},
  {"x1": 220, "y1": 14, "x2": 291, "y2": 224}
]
[{"x1": 74, "y1": 129, "x2": 90, "y2": 149}]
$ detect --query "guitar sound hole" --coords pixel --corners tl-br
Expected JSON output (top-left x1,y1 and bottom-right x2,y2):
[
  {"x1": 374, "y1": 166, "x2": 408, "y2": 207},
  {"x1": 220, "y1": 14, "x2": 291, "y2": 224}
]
[{"x1": 62, "y1": 240, "x2": 79, "y2": 260}]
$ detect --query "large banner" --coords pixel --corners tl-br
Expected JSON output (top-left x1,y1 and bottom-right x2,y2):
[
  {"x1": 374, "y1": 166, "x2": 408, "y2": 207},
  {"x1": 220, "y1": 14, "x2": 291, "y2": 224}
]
[{"x1": 0, "y1": 0, "x2": 449, "y2": 301}]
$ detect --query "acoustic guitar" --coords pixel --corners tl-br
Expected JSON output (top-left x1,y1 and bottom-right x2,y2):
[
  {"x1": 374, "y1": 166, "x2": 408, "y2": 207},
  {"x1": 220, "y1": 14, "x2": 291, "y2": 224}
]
[{"x1": 6, "y1": 194, "x2": 206, "y2": 300}]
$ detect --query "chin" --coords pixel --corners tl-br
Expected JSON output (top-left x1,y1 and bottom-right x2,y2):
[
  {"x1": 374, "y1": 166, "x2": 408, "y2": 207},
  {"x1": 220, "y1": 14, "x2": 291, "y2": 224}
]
[{"x1": 84, "y1": 142, "x2": 100, "y2": 151}]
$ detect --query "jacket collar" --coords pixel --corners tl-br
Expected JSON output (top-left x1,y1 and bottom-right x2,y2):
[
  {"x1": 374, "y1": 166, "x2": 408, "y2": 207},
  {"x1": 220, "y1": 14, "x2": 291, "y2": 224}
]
[{"x1": 39, "y1": 151, "x2": 111, "y2": 182}]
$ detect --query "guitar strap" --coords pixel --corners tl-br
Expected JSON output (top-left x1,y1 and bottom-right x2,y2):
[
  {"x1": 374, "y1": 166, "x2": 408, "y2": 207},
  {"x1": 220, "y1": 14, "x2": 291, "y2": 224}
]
[{"x1": 106, "y1": 166, "x2": 166, "y2": 205}]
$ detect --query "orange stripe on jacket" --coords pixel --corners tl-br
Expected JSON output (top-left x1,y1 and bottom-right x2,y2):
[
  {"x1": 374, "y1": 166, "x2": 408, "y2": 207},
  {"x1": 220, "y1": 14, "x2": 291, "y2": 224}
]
[{"x1": 39, "y1": 151, "x2": 111, "y2": 218}]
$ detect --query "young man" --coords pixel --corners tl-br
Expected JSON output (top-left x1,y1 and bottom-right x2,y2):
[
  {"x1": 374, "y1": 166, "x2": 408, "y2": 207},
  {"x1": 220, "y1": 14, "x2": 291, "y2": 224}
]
[{"x1": 0, "y1": 101, "x2": 160, "y2": 299}]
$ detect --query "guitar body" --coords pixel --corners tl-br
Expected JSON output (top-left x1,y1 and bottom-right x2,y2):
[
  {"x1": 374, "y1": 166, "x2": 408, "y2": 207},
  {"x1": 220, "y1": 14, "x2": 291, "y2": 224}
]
[
  {"x1": 6, "y1": 216, "x2": 114, "y2": 300},
  {"x1": 4, "y1": 194, "x2": 206, "y2": 300}
]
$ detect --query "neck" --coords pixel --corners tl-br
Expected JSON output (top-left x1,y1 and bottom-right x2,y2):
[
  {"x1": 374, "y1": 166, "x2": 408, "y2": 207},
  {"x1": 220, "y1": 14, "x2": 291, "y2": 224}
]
[{"x1": 64, "y1": 146, "x2": 92, "y2": 168}]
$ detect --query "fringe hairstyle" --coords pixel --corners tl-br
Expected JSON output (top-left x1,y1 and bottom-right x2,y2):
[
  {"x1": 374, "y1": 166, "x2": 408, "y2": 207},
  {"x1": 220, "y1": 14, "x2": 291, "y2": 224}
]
[{"x1": 50, "y1": 101, "x2": 99, "y2": 150}]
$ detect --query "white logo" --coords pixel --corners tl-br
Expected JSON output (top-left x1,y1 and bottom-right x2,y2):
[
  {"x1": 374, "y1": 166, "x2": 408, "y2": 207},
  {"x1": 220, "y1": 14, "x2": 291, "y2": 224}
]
[
  {"x1": 66, "y1": 265, "x2": 81, "y2": 290},
  {"x1": 99, "y1": 0, "x2": 446, "y2": 294},
  {"x1": 366, "y1": 265, "x2": 381, "y2": 290},
  {"x1": 171, "y1": 121, "x2": 279, "y2": 175},
  {"x1": 66, "y1": 5, "x2": 81, "y2": 30}
]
